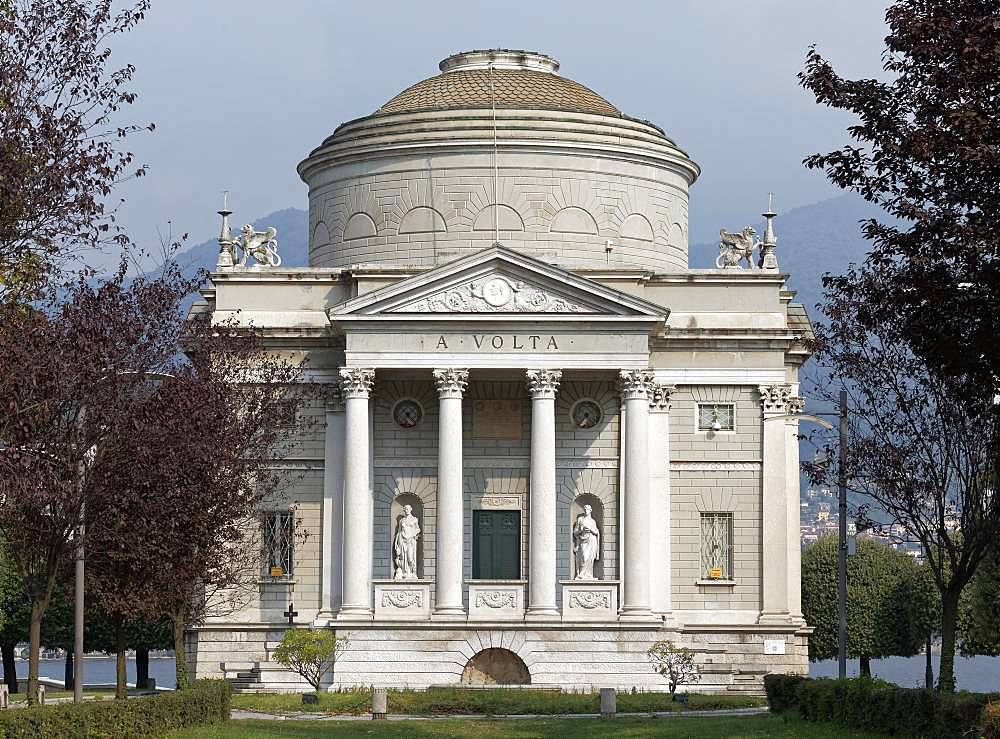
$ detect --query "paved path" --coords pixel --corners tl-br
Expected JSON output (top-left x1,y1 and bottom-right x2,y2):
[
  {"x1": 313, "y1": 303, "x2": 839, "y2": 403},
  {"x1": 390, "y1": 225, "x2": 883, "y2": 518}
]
[{"x1": 231, "y1": 706, "x2": 770, "y2": 722}]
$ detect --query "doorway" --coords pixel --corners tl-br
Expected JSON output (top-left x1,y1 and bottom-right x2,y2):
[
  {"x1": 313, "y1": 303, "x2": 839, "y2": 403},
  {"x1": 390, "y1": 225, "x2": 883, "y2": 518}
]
[{"x1": 472, "y1": 510, "x2": 520, "y2": 579}]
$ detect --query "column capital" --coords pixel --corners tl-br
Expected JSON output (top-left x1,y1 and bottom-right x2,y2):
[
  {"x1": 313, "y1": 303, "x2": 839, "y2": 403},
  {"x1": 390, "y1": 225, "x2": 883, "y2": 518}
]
[
  {"x1": 649, "y1": 383, "x2": 676, "y2": 413},
  {"x1": 619, "y1": 369, "x2": 655, "y2": 400},
  {"x1": 433, "y1": 368, "x2": 469, "y2": 399},
  {"x1": 788, "y1": 395, "x2": 805, "y2": 415},
  {"x1": 526, "y1": 369, "x2": 562, "y2": 399},
  {"x1": 758, "y1": 384, "x2": 794, "y2": 415},
  {"x1": 339, "y1": 368, "x2": 375, "y2": 399}
]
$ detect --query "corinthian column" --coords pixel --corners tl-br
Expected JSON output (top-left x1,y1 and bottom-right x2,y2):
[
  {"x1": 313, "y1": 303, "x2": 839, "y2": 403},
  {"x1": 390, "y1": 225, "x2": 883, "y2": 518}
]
[
  {"x1": 433, "y1": 368, "x2": 469, "y2": 618},
  {"x1": 526, "y1": 369, "x2": 561, "y2": 619},
  {"x1": 758, "y1": 383, "x2": 792, "y2": 624},
  {"x1": 337, "y1": 368, "x2": 375, "y2": 619},
  {"x1": 620, "y1": 370, "x2": 654, "y2": 619}
]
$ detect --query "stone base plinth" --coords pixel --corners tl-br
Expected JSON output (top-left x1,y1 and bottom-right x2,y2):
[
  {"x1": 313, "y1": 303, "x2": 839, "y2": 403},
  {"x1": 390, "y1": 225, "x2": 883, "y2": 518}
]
[
  {"x1": 560, "y1": 580, "x2": 619, "y2": 622},
  {"x1": 373, "y1": 580, "x2": 432, "y2": 620},
  {"x1": 468, "y1": 581, "x2": 526, "y2": 621}
]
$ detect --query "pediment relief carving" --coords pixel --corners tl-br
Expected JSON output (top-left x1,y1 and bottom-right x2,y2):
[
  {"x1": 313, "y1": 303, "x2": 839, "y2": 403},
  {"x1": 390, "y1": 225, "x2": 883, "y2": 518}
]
[{"x1": 388, "y1": 274, "x2": 596, "y2": 314}]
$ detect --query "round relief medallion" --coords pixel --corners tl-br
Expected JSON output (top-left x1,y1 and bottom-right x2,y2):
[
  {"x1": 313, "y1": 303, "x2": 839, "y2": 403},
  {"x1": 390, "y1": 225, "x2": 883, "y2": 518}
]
[
  {"x1": 571, "y1": 399, "x2": 603, "y2": 429},
  {"x1": 393, "y1": 399, "x2": 423, "y2": 429},
  {"x1": 480, "y1": 277, "x2": 514, "y2": 307}
]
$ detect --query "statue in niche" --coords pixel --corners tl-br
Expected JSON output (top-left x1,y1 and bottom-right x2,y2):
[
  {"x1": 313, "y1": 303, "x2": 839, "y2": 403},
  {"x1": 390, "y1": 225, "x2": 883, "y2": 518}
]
[
  {"x1": 393, "y1": 504, "x2": 421, "y2": 580},
  {"x1": 573, "y1": 504, "x2": 601, "y2": 580}
]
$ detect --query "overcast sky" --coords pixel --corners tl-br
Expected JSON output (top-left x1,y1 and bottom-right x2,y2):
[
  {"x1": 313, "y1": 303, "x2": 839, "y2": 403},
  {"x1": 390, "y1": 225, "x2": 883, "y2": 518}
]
[{"x1": 109, "y1": 0, "x2": 890, "y2": 258}]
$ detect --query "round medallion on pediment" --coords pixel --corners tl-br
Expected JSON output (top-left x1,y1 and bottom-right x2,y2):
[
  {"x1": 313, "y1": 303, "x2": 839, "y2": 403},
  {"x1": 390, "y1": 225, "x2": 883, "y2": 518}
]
[
  {"x1": 393, "y1": 398, "x2": 424, "y2": 429},
  {"x1": 571, "y1": 399, "x2": 604, "y2": 429},
  {"x1": 481, "y1": 277, "x2": 514, "y2": 307}
]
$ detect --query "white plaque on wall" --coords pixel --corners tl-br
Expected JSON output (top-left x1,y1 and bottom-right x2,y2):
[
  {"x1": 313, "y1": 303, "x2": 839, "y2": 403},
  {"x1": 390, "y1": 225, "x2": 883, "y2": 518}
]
[{"x1": 763, "y1": 639, "x2": 786, "y2": 655}]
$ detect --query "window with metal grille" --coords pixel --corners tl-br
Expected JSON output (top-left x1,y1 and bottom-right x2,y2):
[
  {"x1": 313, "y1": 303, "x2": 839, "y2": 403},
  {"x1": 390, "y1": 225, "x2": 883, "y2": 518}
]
[
  {"x1": 697, "y1": 403, "x2": 735, "y2": 431},
  {"x1": 262, "y1": 511, "x2": 293, "y2": 577},
  {"x1": 700, "y1": 512, "x2": 733, "y2": 579}
]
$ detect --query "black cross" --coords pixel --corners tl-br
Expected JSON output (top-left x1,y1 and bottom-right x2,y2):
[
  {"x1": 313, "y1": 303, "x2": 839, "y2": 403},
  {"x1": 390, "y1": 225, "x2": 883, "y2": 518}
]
[{"x1": 284, "y1": 603, "x2": 298, "y2": 625}]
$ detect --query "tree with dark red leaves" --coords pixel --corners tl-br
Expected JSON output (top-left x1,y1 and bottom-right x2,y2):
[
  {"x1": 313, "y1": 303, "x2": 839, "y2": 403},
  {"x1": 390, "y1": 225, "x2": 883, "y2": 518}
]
[
  {"x1": 85, "y1": 318, "x2": 302, "y2": 693},
  {"x1": 799, "y1": 0, "x2": 1000, "y2": 395},
  {"x1": 800, "y1": 1, "x2": 1000, "y2": 692},
  {"x1": 0, "y1": 262, "x2": 198, "y2": 702},
  {"x1": 0, "y1": 1, "x2": 152, "y2": 301}
]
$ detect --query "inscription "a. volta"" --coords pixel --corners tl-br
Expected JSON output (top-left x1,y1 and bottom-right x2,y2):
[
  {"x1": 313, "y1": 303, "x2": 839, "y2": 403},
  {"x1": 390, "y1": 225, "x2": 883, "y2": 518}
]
[{"x1": 435, "y1": 334, "x2": 559, "y2": 351}]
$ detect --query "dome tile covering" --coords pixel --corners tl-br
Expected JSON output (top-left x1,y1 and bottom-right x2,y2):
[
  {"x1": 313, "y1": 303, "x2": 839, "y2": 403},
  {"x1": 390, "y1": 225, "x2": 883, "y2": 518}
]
[{"x1": 377, "y1": 68, "x2": 622, "y2": 117}]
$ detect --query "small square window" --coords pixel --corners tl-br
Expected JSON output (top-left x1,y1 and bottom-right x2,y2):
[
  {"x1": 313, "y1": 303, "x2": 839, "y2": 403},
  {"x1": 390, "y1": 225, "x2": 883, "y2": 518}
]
[
  {"x1": 262, "y1": 511, "x2": 294, "y2": 577},
  {"x1": 700, "y1": 512, "x2": 734, "y2": 579},
  {"x1": 697, "y1": 403, "x2": 735, "y2": 431}
]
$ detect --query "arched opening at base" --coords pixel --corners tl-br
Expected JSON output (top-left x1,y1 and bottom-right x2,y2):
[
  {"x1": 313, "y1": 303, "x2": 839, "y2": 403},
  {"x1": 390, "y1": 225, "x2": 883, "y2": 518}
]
[{"x1": 460, "y1": 647, "x2": 530, "y2": 685}]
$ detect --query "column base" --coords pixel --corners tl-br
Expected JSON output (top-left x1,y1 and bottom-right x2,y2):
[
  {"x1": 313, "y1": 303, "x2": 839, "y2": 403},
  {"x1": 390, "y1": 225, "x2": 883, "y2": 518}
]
[
  {"x1": 312, "y1": 610, "x2": 335, "y2": 627},
  {"x1": 757, "y1": 611, "x2": 795, "y2": 626},
  {"x1": 431, "y1": 608, "x2": 467, "y2": 622},
  {"x1": 618, "y1": 608, "x2": 659, "y2": 625},
  {"x1": 335, "y1": 606, "x2": 374, "y2": 623},
  {"x1": 524, "y1": 608, "x2": 560, "y2": 622}
]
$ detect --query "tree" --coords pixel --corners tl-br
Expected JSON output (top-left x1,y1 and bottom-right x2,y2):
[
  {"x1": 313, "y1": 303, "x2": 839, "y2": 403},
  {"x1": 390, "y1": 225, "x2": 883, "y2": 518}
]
[
  {"x1": 802, "y1": 280, "x2": 1000, "y2": 692},
  {"x1": 272, "y1": 629, "x2": 349, "y2": 694},
  {"x1": 646, "y1": 640, "x2": 699, "y2": 695},
  {"x1": 959, "y1": 542, "x2": 1000, "y2": 656},
  {"x1": 0, "y1": 0, "x2": 152, "y2": 301},
  {"x1": 801, "y1": 536, "x2": 930, "y2": 676},
  {"x1": 0, "y1": 263, "x2": 199, "y2": 703},
  {"x1": 799, "y1": 0, "x2": 1000, "y2": 395}
]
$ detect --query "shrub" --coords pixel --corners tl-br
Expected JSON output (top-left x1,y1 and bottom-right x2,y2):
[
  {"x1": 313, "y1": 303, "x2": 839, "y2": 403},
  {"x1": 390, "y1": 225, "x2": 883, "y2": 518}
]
[
  {"x1": 272, "y1": 628, "x2": 349, "y2": 692},
  {"x1": 983, "y1": 702, "x2": 1000, "y2": 738},
  {"x1": 784, "y1": 676, "x2": 998, "y2": 739},
  {"x1": 763, "y1": 673, "x2": 806, "y2": 713},
  {"x1": 0, "y1": 678, "x2": 230, "y2": 738},
  {"x1": 646, "y1": 640, "x2": 699, "y2": 694}
]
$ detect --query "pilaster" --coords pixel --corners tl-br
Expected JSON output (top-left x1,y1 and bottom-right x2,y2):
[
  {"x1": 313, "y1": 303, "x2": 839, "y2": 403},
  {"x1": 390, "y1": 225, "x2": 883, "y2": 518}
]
[
  {"x1": 315, "y1": 385, "x2": 345, "y2": 626},
  {"x1": 758, "y1": 383, "x2": 794, "y2": 625},
  {"x1": 648, "y1": 383, "x2": 675, "y2": 619}
]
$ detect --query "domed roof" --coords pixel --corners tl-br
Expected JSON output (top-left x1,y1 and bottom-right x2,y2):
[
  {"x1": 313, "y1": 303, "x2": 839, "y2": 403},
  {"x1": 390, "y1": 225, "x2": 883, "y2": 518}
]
[{"x1": 376, "y1": 49, "x2": 622, "y2": 118}]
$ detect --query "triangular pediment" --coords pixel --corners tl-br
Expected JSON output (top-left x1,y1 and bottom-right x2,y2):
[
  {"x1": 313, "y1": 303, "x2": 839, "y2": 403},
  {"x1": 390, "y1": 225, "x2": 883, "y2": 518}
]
[{"x1": 329, "y1": 246, "x2": 668, "y2": 319}]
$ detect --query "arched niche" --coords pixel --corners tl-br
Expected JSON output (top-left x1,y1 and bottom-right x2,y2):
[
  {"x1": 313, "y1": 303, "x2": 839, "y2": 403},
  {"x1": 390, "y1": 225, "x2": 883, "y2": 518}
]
[
  {"x1": 669, "y1": 221, "x2": 685, "y2": 247},
  {"x1": 398, "y1": 206, "x2": 447, "y2": 234},
  {"x1": 473, "y1": 204, "x2": 524, "y2": 232},
  {"x1": 461, "y1": 648, "x2": 530, "y2": 685},
  {"x1": 343, "y1": 212, "x2": 377, "y2": 241},
  {"x1": 391, "y1": 492, "x2": 424, "y2": 580},
  {"x1": 570, "y1": 493, "x2": 604, "y2": 580},
  {"x1": 550, "y1": 206, "x2": 598, "y2": 235},
  {"x1": 311, "y1": 220, "x2": 330, "y2": 249},
  {"x1": 620, "y1": 213, "x2": 654, "y2": 241}
]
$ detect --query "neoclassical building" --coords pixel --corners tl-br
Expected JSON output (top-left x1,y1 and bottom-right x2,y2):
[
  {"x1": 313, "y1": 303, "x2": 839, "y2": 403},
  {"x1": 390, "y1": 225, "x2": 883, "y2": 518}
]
[{"x1": 189, "y1": 49, "x2": 812, "y2": 692}]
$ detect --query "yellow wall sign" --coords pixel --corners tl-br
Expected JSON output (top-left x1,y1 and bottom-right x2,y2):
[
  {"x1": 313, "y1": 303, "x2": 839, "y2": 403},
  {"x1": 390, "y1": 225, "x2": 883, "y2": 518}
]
[
  {"x1": 708, "y1": 567, "x2": 723, "y2": 579},
  {"x1": 269, "y1": 566, "x2": 285, "y2": 577}
]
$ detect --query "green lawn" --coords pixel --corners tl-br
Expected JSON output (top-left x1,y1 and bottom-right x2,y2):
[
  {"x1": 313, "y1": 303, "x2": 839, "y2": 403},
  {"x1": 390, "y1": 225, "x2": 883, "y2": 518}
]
[
  {"x1": 169, "y1": 714, "x2": 888, "y2": 738},
  {"x1": 231, "y1": 688, "x2": 765, "y2": 716}
]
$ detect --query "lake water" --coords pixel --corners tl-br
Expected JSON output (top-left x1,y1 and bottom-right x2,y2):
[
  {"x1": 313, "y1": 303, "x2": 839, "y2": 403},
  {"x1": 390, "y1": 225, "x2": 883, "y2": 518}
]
[
  {"x1": 810, "y1": 655, "x2": 1000, "y2": 693},
  {"x1": 6, "y1": 654, "x2": 997, "y2": 694},
  {"x1": 5, "y1": 657, "x2": 177, "y2": 689}
]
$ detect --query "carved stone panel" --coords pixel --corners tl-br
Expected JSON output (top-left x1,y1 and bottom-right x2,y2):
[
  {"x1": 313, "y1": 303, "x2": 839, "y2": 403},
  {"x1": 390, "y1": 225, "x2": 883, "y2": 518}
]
[
  {"x1": 373, "y1": 581, "x2": 431, "y2": 620},
  {"x1": 561, "y1": 581, "x2": 618, "y2": 622},
  {"x1": 468, "y1": 582, "x2": 525, "y2": 621},
  {"x1": 393, "y1": 275, "x2": 595, "y2": 314}
]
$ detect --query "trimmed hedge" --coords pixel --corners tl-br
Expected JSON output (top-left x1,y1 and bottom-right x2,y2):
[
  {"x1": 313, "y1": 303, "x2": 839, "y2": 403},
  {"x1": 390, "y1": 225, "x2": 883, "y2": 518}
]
[
  {"x1": 764, "y1": 674, "x2": 998, "y2": 739},
  {"x1": 0, "y1": 679, "x2": 230, "y2": 738}
]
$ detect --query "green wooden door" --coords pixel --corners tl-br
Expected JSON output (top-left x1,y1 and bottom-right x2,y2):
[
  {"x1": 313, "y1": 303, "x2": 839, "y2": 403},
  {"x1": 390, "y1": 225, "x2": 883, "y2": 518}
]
[{"x1": 473, "y1": 510, "x2": 520, "y2": 579}]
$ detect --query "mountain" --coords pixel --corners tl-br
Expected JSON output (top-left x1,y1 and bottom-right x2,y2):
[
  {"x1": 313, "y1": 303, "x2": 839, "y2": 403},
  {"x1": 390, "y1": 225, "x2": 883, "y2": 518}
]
[{"x1": 690, "y1": 193, "x2": 882, "y2": 312}]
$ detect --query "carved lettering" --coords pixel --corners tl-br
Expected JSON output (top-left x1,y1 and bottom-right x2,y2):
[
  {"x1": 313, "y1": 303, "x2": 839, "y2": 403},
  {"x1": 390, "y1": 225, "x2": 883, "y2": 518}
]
[
  {"x1": 529, "y1": 335, "x2": 540, "y2": 349},
  {"x1": 513, "y1": 336, "x2": 523, "y2": 349},
  {"x1": 473, "y1": 335, "x2": 485, "y2": 349},
  {"x1": 491, "y1": 336, "x2": 503, "y2": 349},
  {"x1": 430, "y1": 335, "x2": 561, "y2": 352},
  {"x1": 436, "y1": 335, "x2": 448, "y2": 349},
  {"x1": 547, "y1": 336, "x2": 559, "y2": 350}
]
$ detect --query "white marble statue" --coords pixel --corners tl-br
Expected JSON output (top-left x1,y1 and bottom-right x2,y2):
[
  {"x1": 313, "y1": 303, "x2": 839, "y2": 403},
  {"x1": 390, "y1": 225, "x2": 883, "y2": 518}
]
[
  {"x1": 237, "y1": 224, "x2": 281, "y2": 268},
  {"x1": 573, "y1": 504, "x2": 600, "y2": 580},
  {"x1": 393, "y1": 504, "x2": 421, "y2": 580},
  {"x1": 716, "y1": 226, "x2": 759, "y2": 269}
]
